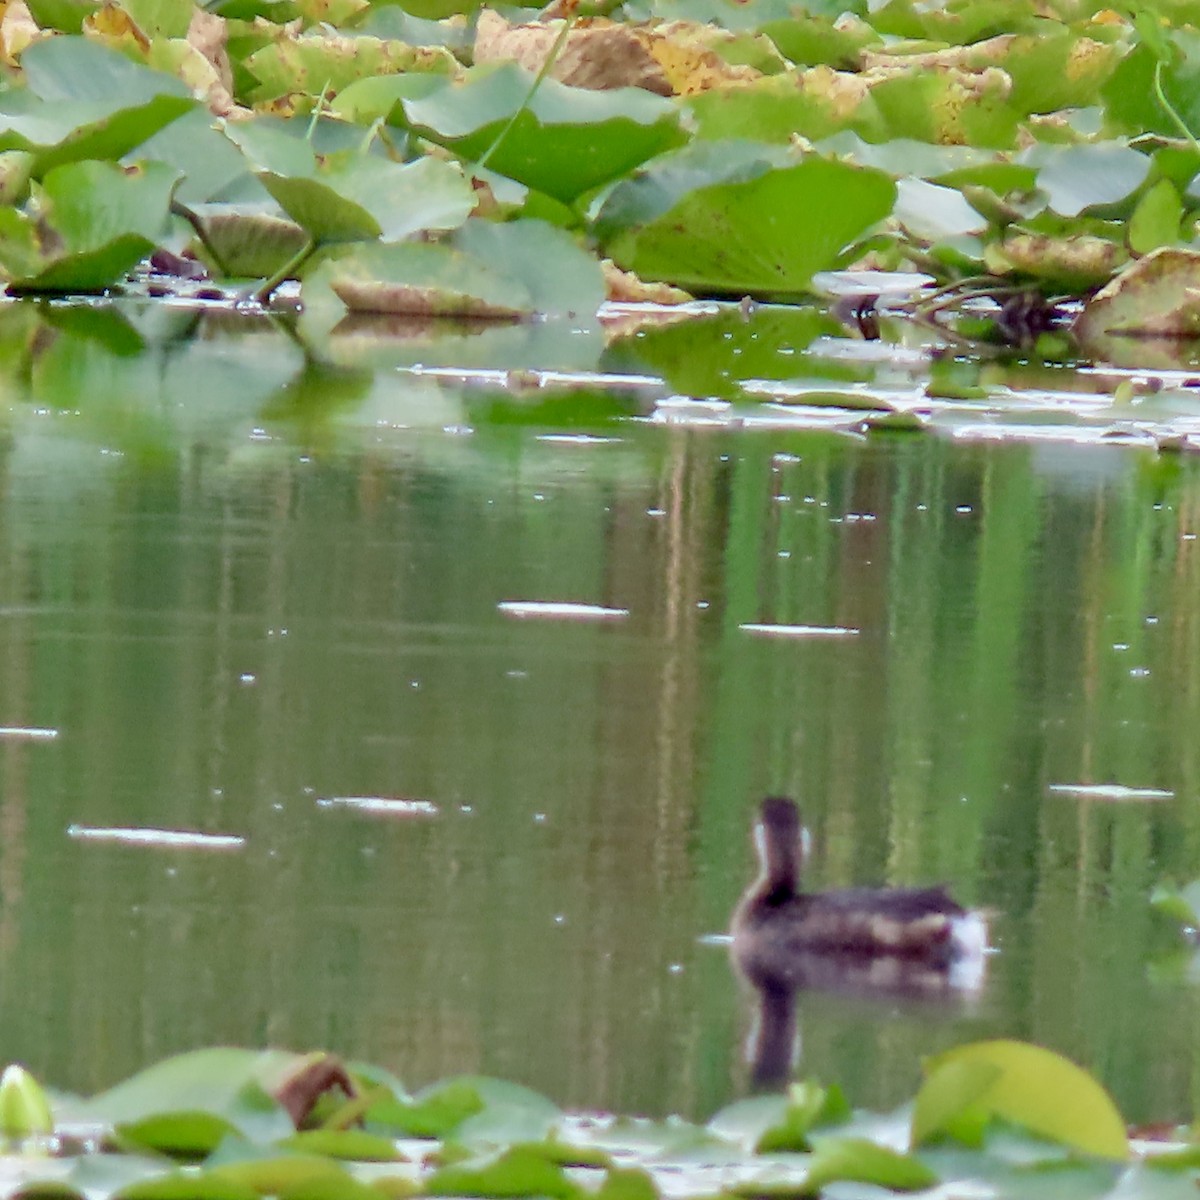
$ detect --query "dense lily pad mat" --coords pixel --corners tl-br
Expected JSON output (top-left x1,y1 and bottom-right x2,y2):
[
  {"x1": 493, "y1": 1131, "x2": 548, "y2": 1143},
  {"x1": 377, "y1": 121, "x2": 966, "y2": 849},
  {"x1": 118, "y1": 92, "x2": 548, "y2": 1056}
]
[
  {"x1": 7, "y1": 0, "x2": 1200, "y2": 349},
  {"x1": 0, "y1": 1040, "x2": 1190, "y2": 1200}
]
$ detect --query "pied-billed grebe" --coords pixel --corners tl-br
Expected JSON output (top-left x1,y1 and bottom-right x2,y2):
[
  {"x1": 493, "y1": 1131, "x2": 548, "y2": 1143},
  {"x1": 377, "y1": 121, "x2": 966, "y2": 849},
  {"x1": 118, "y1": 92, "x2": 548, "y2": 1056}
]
[{"x1": 732, "y1": 797, "x2": 987, "y2": 989}]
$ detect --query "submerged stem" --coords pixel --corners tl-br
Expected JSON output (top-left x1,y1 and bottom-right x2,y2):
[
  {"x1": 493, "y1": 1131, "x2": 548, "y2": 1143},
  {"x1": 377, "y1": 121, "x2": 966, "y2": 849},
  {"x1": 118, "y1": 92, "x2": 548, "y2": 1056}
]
[{"x1": 253, "y1": 236, "x2": 317, "y2": 306}]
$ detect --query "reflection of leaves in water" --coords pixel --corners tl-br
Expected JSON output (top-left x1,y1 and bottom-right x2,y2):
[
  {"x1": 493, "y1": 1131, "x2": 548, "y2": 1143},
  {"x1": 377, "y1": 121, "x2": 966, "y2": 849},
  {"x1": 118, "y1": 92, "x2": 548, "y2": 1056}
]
[{"x1": 605, "y1": 305, "x2": 851, "y2": 401}]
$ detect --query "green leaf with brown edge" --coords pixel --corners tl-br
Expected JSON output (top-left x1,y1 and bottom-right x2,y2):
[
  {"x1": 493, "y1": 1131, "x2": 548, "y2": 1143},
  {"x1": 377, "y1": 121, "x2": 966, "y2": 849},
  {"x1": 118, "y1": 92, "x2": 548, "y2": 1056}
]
[
  {"x1": 1075, "y1": 246, "x2": 1200, "y2": 347},
  {"x1": 985, "y1": 231, "x2": 1125, "y2": 291},
  {"x1": 597, "y1": 151, "x2": 895, "y2": 297},
  {"x1": 191, "y1": 209, "x2": 308, "y2": 279},
  {"x1": 869, "y1": 68, "x2": 1018, "y2": 149},
  {"x1": 309, "y1": 218, "x2": 603, "y2": 320},
  {"x1": 913, "y1": 1040, "x2": 1129, "y2": 1161},
  {"x1": 242, "y1": 36, "x2": 456, "y2": 107}
]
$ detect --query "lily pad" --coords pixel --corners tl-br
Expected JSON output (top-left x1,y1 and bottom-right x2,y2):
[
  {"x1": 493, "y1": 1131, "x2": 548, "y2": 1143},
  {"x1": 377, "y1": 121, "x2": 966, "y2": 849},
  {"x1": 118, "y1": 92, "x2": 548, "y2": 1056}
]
[
  {"x1": 0, "y1": 158, "x2": 180, "y2": 293},
  {"x1": 310, "y1": 219, "x2": 604, "y2": 319},
  {"x1": 381, "y1": 62, "x2": 686, "y2": 206},
  {"x1": 1075, "y1": 247, "x2": 1200, "y2": 341},
  {"x1": 912, "y1": 1040, "x2": 1129, "y2": 1161},
  {"x1": 597, "y1": 144, "x2": 895, "y2": 296},
  {"x1": 76, "y1": 1048, "x2": 300, "y2": 1155},
  {"x1": 259, "y1": 154, "x2": 474, "y2": 246},
  {"x1": 425, "y1": 1145, "x2": 578, "y2": 1200}
]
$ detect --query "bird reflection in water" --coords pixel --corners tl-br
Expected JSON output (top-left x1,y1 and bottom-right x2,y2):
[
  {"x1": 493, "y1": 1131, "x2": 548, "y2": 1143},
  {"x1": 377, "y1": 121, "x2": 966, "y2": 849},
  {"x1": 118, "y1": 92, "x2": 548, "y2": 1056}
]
[{"x1": 730, "y1": 796, "x2": 988, "y2": 1089}]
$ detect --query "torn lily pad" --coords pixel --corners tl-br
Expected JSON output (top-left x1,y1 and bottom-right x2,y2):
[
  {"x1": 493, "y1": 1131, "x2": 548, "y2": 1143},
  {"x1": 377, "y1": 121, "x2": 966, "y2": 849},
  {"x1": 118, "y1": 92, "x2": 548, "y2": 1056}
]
[{"x1": 1075, "y1": 247, "x2": 1200, "y2": 342}]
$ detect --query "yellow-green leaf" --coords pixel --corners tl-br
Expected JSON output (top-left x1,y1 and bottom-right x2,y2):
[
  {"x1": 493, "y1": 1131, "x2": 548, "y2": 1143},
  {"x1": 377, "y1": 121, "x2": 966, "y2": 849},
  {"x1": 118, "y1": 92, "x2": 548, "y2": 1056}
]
[{"x1": 915, "y1": 1040, "x2": 1128, "y2": 1161}]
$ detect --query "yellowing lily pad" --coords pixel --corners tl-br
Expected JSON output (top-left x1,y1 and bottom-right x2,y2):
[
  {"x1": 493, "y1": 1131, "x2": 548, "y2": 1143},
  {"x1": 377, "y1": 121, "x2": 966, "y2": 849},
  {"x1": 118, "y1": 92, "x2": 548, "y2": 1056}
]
[
  {"x1": 913, "y1": 1040, "x2": 1129, "y2": 1161},
  {"x1": 1075, "y1": 247, "x2": 1200, "y2": 342}
]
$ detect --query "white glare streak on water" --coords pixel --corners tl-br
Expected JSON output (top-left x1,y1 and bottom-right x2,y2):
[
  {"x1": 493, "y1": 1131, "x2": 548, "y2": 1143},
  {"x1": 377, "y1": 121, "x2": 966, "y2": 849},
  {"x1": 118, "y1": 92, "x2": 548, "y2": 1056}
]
[
  {"x1": 498, "y1": 602, "x2": 630, "y2": 620},
  {"x1": 739, "y1": 623, "x2": 860, "y2": 639},
  {"x1": 1048, "y1": 784, "x2": 1175, "y2": 801},
  {"x1": 0, "y1": 727, "x2": 58, "y2": 740},
  {"x1": 316, "y1": 797, "x2": 440, "y2": 817},
  {"x1": 66, "y1": 826, "x2": 246, "y2": 849}
]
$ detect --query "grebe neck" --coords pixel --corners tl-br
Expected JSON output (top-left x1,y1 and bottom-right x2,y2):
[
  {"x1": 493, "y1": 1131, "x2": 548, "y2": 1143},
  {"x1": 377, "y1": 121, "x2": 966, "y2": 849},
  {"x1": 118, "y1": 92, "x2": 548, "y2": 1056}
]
[{"x1": 755, "y1": 819, "x2": 801, "y2": 905}]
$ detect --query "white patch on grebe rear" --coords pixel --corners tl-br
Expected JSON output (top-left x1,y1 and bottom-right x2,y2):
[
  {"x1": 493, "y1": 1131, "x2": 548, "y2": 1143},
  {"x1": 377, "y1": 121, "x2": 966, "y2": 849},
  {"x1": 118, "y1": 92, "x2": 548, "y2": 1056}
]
[{"x1": 948, "y1": 911, "x2": 989, "y2": 990}]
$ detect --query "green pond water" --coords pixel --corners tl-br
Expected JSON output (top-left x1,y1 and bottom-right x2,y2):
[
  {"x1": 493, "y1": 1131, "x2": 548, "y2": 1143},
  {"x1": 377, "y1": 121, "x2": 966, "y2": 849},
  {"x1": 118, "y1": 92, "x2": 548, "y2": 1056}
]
[{"x1": 2, "y1": 298, "x2": 1200, "y2": 1126}]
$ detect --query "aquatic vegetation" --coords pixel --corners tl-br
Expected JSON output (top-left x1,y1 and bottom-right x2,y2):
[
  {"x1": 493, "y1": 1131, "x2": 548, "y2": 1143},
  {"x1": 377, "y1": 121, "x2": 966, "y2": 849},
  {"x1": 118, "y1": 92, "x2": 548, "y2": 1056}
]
[
  {"x1": 0, "y1": 1040, "x2": 1187, "y2": 1200},
  {"x1": 0, "y1": 0, "x2": 1199, "y2": 347}
]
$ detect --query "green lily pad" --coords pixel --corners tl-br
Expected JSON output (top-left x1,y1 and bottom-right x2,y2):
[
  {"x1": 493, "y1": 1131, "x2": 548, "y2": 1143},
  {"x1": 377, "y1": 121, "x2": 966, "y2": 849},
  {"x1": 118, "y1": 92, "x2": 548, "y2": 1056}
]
[
  {"x1": 1128, "y1": 178, "x2": 1183, "y2": 254},
  {"x1": 383, "y1": 62, "x2": 686, "y2": 206},
  {"x1": 597, "y1": 143, "x2": 895, "y2": 297},
  {"x1": 0, "y1": 158, "x2": 180, "y2": 293},
  {"x1": 259, "y1": 153, "x2": 474, "y2": 246},
  {"x1": 77, "y1": 1049, "x2": 299, "y2": 1155},
  {"x1": 1029, "y1": 143, "x2": 1151, "y2": 218},
  {"x1": 425, "y1": 1145, "x2": 579, "y2": 1200},
  {"x1": 804, "y1": 1136, "x2": 938, "y2": 1193},
  {"x1": 375, "y1": 1077, "x2": 558, "y2": 1140}
]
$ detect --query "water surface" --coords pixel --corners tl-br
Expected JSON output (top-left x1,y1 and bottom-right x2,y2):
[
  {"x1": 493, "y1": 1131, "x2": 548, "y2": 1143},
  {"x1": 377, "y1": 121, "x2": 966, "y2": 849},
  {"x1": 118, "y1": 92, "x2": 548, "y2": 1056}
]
[{"x1": 0, "y1": 301, "x2": 1198, "y2": 1124}]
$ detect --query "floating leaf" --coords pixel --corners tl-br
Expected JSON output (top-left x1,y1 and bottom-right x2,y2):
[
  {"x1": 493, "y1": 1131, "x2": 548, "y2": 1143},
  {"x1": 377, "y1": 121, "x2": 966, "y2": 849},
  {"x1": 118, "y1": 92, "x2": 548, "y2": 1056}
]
[
  {"x1": 804, "y1": 1136, "x2": 938, "y2": 1192},
  {"x1": 597, "y1": 145, "x2": 895, "y2": 296},
  {"x1": 1030, "y1": 143, "x2": 1151, "y2": 218},
  {"x1": 117, "y1": 1171, "x2": 261, "y2": 1200},
  {"x1": 910, "y1": 1057, "x2": 1000, "y2": 1149},
  {"x1": 385, "y1": 62, "x2": 686, "y2": 206},
  {"x1": 377, "y1": 1077, "x2": 558, "y2": 1140},
  {"x1": 283, "y1": 1129, "x2": 404, "y2": 1161},
  {"x1": 78, "y1": 1049, "x2": 298, "y2": 1155},
  {"x1": 0, "y1": 38, "x2": 194, "y2": 178},
  {"x1": 1128, "y1": 178, "x2": 1182, "y2": 254},
  {"x1": 425, "y1": 1145, "x2": 578, "y2": 1200},
  {"x1": 913, "y1": 1040, "x2": 1129, "y2": 1161},
  {"x1": 0, "y1": 159, "x2": 179, "y2": 293},
  {"x1": 1075, "y1": 247, "x2": 1200, "y2": 341},
  {"x1": 310, "y1": 219, "x2": 604, "y2": 319},
  {"x1": 243, "y1": 32, "x2": 456, "y2": 107}
]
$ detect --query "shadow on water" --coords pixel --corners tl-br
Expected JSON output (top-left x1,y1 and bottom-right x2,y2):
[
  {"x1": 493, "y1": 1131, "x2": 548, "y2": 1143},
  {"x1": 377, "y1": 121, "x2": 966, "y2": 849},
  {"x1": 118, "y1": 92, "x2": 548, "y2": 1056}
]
[{"x1": 0, "y1": 299, "x2": 1199, "y2": 1123}]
